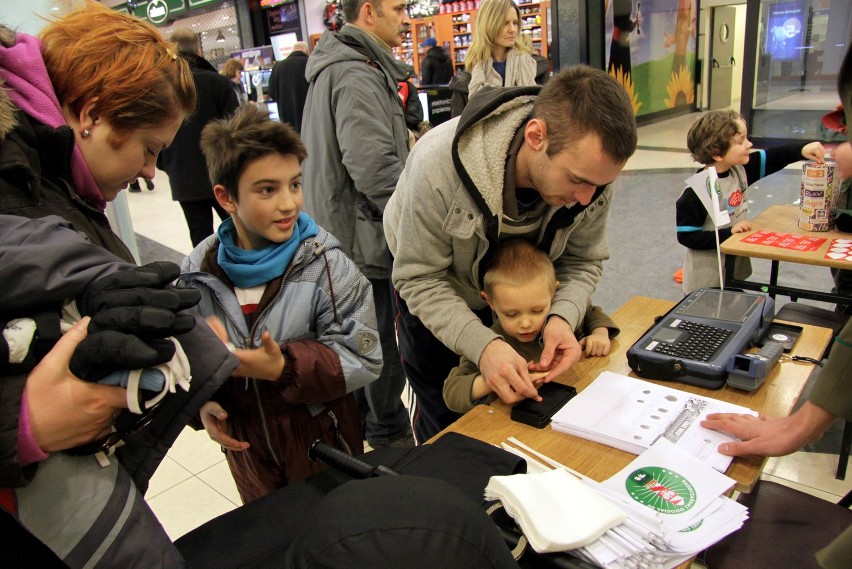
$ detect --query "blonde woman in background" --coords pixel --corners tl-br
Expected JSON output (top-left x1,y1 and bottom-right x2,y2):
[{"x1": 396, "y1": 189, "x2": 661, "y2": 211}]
[
  {"x1": 465, "y1": 0, "x2": 536, "y2": 98},
  {"x1": 221, "y1": 58, "x2": 248, "y2": 105}
]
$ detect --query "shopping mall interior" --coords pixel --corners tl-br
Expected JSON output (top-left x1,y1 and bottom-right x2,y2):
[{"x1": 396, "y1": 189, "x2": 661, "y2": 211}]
[{"x1": 2, "y1": 0, "x2": 851, "y2": 562}]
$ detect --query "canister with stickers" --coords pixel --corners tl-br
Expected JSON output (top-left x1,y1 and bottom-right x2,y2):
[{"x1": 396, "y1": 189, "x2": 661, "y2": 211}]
[{"x1": 799, "y1": 159, "x2": 837, "y2": 231}]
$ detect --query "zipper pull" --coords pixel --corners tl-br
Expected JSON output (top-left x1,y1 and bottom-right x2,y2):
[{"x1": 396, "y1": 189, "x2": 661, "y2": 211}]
[{"x1": 327, "y1": 409, "x2": 353, "y2": 456}]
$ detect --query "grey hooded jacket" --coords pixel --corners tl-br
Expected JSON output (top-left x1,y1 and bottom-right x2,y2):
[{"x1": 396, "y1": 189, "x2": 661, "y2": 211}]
[
  {"x1": 302, "y1": 24, "x2": 410, "y2": 279},
  {"x1": 180, "y1": 226, "x2": 382, "y2": 397},
  {"x1": 384, "y1": 86, "x2": 612, "y2": 366}
]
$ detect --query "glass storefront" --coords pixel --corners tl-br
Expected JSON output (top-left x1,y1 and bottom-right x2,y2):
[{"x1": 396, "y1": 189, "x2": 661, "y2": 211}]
[
  {"x1": 130, "y1": 0, "x2": 243, "y2": 69},
  {"x1": 746, "y1": 0, "x2": 851, "y2": 141}
]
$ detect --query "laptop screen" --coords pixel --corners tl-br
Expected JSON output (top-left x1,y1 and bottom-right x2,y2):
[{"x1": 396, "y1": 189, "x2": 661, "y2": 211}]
[{"x1": 677, "y1": 289, "x2": 762, "y2": 323}]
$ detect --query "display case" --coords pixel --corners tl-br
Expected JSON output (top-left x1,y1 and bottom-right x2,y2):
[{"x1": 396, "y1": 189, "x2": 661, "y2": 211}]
[
  {"x1": 518, "y1": 1, "x2": 549, "y2": 61},
  {"x1": 448, "y1": 9, "x2": 476, "y2": 71},
  {"x1": 393, "y1": 28, "x2": 415, "y2": 73},
  {"x1": 411, "y1": 18, "x2": 437, "y2": 82}
]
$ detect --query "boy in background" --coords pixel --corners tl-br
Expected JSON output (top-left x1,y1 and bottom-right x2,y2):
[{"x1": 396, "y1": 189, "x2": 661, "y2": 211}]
[
  {"x1": 180, "y1": 105, "x2": 382, "y2": 504},
  {"x1": 677, "y1": 110, "x2": 825, "y2": 293},
  {"x1": 443, "y1": 239, "x2": 619, "y2": 413}
]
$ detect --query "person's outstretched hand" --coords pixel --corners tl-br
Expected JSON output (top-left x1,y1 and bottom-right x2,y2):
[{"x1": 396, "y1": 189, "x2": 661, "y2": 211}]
[
  {"x1": 528, "y1": 316, "x2": 582, "y2": 382},
  {"x1": 25, "y1": 317, "x2": 128, "y2": 452},
  {"x1": 206, "y1": 317, "x2": 285, "y2": 381},
  {"x1": 200, "y1": 401, "x2": 250, "y2": 452},
  {"x1": 700, "y1": 401, "x2": 836, "y2": 457},
  {"x1": 479, "y1": 339, "x2": 540, "y2": 404}
]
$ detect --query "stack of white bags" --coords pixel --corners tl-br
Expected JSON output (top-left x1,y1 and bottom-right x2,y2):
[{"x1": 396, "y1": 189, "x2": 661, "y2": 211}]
[{"x1": 486, "y1": 437, "x2": 749, "y2": 569}]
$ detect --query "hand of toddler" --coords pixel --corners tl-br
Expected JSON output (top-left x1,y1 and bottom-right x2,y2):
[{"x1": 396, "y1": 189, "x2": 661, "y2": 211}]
[
  {"x1": 801, "y1": 142, "x2": 826, "y2": 163},
  {"x1": 732, "y1": 220, "x2": 751, "y2": 233}
]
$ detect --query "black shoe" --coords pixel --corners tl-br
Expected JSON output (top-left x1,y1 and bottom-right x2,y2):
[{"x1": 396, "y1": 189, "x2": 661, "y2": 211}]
[
  {"x1": 128, "y1": 181, "x2": 142, "y2": 193},
  {"x1": 145, "y1": 179, "x2": 155, "y2": 191}
]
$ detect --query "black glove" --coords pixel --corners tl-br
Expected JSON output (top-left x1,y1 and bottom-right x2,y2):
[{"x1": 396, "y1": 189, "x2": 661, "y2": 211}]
[
  {"x1": 70, "y1": 331, "x2": 176, "y2": 381},
  {"x1": 78, "y1": 262, "x2": 200, "y2": 338}
]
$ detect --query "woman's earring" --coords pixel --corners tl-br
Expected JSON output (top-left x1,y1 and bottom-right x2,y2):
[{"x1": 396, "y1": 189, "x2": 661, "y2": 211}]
[{"x1": 81, "y1": 129, "x2": 91, "y2": 138}]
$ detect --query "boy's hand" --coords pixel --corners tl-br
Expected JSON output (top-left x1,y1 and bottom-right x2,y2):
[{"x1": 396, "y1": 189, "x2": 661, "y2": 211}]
[
  {"x1": 234, "y1": 331, "x2": 286, "y2": 381},
  {"x1": 801, "y1": 142, "x2": 826, "y2": 163},
  {"x1": 470, "y1": 374, "x2": 493, "y2": 400},
  {"x1": 732, "y1": 220, "x2": 751, "y2": 233},
  {"x1": 528, "y1": 371, "x2": 548, "y2": 386},
  {"x1": 580, "y1": 330, "x2": 612, "y2": 357},
  {"x1": 205, "y1": 317, "x2": 286, "y2": 381},
  {"x1": 200, "y1": 401, "x2": 249, "y2": 452}
]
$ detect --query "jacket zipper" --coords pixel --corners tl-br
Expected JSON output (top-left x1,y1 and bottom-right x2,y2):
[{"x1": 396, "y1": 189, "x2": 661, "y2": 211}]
[{"x1": 244, "y1": 243, "x2": 312, "y2": 467}]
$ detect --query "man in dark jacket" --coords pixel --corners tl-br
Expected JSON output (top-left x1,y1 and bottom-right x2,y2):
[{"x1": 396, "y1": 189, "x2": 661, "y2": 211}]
[
  {"x1": 268, "y1": 41, "x2": 310, "y2": 133},
  {"x1": 157, "y1": 29, "x2": 238, "y2": 247},
  {"x1": 419, "y1": 37, "x2": 453, "y2": 86}
]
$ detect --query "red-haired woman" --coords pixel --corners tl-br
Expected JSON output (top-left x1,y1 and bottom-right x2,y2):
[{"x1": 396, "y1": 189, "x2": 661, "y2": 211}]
[{"x1": 0, "y1": 2, "x2": 236, "y2": 566}]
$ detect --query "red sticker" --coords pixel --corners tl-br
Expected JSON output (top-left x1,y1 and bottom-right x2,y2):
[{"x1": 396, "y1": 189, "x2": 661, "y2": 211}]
[{"x1": 728, "y1": 190, "x2": 743, "y2": 207}]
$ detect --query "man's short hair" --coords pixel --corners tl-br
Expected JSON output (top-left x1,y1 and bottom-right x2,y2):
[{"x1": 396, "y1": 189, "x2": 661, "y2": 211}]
[
  {"x1": 200, "y1": 104, "x2": 307, "y2": 200},
  {"x1": 687, "y1": 110, "x2": 743, "y2": 165},
  {"x1": 170, "y1": 29, "x2": 200, "y2": 55},
  {"x1": 483, "y1": 239, "x2": 556, "y2": 297},
  {"x1": 533, "y1": 66, "x2": 637, "y2": 165},
  {"x1": 341, "y1": 0, "x2": 371, "y2": 23}
]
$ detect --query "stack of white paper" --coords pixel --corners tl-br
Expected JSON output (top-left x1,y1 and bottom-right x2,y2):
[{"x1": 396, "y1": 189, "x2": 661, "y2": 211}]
[
  {"x1": 495, "y1": 437, "x2": 749, "y2": 569},
  {"x1": 578, "y1": 438, "x2": 749, "y2": 568},
  {"x1": 551, "y1": 371, "x2": 756, "y2": 472}
]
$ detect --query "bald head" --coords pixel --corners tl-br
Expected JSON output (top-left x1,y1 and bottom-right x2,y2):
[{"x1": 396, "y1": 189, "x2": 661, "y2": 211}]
[{"x1": 292, "y1": 41, "x2": 309, "y2": 54}]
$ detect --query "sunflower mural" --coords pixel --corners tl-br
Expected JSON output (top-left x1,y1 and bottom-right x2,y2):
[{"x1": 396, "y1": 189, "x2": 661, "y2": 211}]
[
  {"x1": 609, "y1": 66, "x2": 642, "y2": 115},
  {"x1": 664, "y1": 65, "x2": 695, "y2": 108},
  {"x1": 605, "y1": 0, "x2": 697, "y2": 118}
]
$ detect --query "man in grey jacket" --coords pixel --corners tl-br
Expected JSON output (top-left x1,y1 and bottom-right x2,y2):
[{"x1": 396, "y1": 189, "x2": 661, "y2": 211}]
[
  {"x1": 302, "y1": 0, "x2": 413, "y2": 448},
  {"x1": 384, "y1": 67, "x2": 638, "y2": 442}
]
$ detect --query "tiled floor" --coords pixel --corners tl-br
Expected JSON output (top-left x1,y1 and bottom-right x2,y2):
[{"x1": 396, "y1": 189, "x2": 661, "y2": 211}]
[{"x1": 127, "y1": 111, "x2": 851, "y2": 542}]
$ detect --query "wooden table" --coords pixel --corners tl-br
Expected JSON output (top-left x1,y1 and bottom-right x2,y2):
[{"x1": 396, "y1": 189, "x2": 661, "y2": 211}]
[
  {"x1": 721, "y1": 204, "x2": 852, "y2": 304},
  {"x1": 433, "y1": 296, "x2": 832, "y2": 493}
]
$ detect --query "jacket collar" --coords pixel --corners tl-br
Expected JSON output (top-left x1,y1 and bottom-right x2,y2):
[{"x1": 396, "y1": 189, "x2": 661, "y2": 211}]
[
  {"x1": 452, "y1": 87, "x2": 539, "y2": 217},
  {"x1": 180, "y1": 51, "x2": 218, "y2": 73},
  {"x1": 0, "y1": 111, "x2": 88, "y2": 208}
]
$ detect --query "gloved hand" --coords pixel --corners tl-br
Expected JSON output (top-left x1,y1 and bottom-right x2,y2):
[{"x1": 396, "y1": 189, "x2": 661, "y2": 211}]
[
  {"x1": 72, "y1": 262, "x2": 200, "y2": 381},
  {"x1": 78, "y1": 262, "x2": 200, "y2": 338},
  {"x1": 70, "y1": 331, "x2": 176, "y2": 381}
]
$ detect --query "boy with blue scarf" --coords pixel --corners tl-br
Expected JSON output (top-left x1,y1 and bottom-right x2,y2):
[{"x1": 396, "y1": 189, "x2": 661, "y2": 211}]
[{"x1": 180, "y1": 105, "x2": 382, "y2": 504}]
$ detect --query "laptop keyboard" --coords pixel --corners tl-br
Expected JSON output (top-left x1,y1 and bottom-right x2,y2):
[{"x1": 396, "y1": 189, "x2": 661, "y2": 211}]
[{"x1": 652, "y1": 320, "x2": 732, "y2": 362}]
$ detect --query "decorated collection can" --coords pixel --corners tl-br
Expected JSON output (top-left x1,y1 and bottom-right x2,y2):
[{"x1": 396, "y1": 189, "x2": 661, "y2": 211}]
[{"x1": 799, "y1": 159, "x2": 837, "y2": 231}]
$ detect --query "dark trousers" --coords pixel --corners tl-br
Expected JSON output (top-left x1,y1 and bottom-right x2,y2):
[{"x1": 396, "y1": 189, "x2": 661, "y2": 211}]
[
  {"x1": 393, "y1": 289, "x2": 492, "y2": 443},
  {"x1": 354, "y1": 278, "x2": 412, "y2": 446},
  {"x1": 179, "y1": 199, "x2": 229, "y2": 247},
  {"x1": 832, "y1": 268, "x2": 852, "y2": 314}
]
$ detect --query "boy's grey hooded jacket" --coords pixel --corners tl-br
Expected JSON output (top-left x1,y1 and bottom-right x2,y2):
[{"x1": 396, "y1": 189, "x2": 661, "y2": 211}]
[
  {"x1": 384, "y1": 86, "x2": 612, "y2": 366},
  {"x1": 301, "y1": 24, "x2": 410, "y2": 280},
  {"x1": 180, "y1": 227, "x2": 381, "y2": 395},
  {"x1": 180, "y1": 226, "x2": 382, "y2": 500}
]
